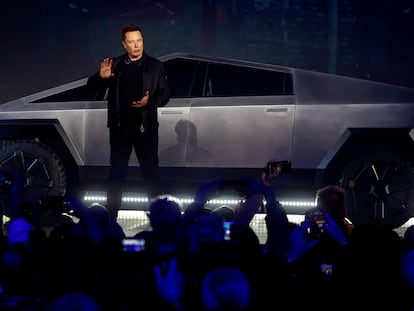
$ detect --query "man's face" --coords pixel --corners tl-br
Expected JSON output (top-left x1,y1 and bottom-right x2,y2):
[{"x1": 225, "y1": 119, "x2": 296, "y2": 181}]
[{"x1": 122, "y1": 30, "x2": 144, "y2": 60}]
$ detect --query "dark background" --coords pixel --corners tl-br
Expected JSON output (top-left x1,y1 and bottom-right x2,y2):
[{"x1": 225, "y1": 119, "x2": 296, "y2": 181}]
[{"x1": 1, "y1": 0, "x2": 413, "y2": 104}]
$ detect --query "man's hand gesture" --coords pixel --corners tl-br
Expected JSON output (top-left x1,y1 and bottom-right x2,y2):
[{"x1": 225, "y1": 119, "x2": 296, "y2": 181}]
[
  {"x1": 99, "y1": 58, "x2": 113, "y2": 78},
  {"x1": 131, "y1": 91, "x2": 150, "y2": 108}
]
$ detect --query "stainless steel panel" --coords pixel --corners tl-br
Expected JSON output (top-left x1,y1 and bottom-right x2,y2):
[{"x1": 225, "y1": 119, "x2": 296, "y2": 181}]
[
  {"x1": 0, "y1": 109, "x2": 86, "y2": 165},
  {"x1": 188, "y1": 97, "x2": 295, "y2": 167},
  {"x1": 158, "y1": 101, "x2": 192, "y2": 167},
  {"x1": 84, "y1": 109, "x2": 110, "y2": 166},
  {"x1": 292, "y1": 103, "x2": 414, "y2": 168}
]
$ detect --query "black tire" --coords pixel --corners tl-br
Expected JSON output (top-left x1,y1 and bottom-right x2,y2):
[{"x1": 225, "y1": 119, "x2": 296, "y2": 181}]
[
  {"x1": 340, "y1": 152, "x2": 414, "y2": 229},
  {"x1": 0, "y1": 139, "x2": 66, "y2": 217}
]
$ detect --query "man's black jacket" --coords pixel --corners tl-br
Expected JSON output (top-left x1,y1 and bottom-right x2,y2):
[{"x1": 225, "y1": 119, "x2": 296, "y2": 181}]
[{"x1": 87, "y1": 52, "x2": 171, "y2": 131}]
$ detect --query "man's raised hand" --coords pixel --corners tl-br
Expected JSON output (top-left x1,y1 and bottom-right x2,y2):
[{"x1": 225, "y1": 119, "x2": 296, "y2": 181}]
[{"x1": 99, "y1": 58, "x2": 113, "y2": 78}]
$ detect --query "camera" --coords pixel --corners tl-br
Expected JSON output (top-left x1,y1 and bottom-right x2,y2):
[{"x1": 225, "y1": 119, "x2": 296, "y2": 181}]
[
  {"x1": 305, "y1": 207, "x2": 327, "y2": 240},
  {"x1": 0, "y1": 171, "x2": 12, "y2": 189},
  {"x1": 122, "y1": 238, "x2": 146, "y2": 252},
  {"x1": 265, "y1": 160, "x2": 292, "y2": 175},
  {"x1": 39, "y1": 195, "x2": 71, "y2": 213}
]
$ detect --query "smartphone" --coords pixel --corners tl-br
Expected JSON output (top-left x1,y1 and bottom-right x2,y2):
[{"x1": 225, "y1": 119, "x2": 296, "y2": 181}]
[
  {"x1": 223, "y1": 221, "x2": 233, "y2": 241},
  {"x1": 305, "y1": 208, "x2": 327, "y2": 240},
  {"x1": 265, "y1": 160, "x2": 292, "y2": 175},
  {"x1": 122, "y1": 238, "x2": 146, "y2": 252},
  {"x1": 39, "y1": 195, "x2": 72, "y2": 213}
]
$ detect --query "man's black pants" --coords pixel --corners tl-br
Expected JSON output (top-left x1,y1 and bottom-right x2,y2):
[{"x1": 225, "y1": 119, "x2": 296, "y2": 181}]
[{"x1": 107, "y1": 126, "x2": 163, "y2": 220}]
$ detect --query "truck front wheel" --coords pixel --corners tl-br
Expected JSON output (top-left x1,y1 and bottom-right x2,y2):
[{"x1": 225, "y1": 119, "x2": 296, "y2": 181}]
[{"x1": 0, "y1": 139, "x2": 67, "y2": 217}]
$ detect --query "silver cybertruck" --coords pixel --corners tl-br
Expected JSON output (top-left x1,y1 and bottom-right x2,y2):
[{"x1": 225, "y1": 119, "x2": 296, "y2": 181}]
[{"x1": 0, "y1": 52, "x2": 414, "y2": 229}]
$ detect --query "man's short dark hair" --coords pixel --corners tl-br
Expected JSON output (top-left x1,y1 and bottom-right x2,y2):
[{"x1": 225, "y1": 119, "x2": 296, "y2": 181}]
[
  {"x1": 121, "y1": 24, "x2": 143, "y2": 41},
  {"x1": 316, "y1": 185, "x2": 346, "y2": 219}
]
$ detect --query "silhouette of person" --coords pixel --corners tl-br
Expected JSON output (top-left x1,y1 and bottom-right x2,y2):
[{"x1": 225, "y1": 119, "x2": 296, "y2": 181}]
[{"x1": 160, "y1": 120, "x2": 216, "y2": 166}]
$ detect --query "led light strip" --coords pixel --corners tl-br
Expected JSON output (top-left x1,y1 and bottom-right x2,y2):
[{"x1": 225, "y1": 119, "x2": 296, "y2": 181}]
[{"x1": 82, "y1": 191, "x2": 316, "y2": 210}]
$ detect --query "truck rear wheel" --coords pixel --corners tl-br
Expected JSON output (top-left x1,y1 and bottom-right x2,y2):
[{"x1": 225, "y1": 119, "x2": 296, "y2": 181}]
[
  {"x1": 340, "y1": 151, "x2": 414, "y2": 229},
  {"x1": 0, "y1": 139, "x2": 66, "y2": 217}
]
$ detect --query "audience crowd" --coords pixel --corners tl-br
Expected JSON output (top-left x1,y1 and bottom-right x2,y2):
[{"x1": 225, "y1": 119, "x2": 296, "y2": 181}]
[{"x1": 0, "y1": 163, "x2": 414, "y2": 311}]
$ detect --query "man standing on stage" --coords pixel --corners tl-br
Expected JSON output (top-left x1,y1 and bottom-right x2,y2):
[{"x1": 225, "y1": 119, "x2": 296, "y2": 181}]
[{"x1": 87, "y1": 24, "x2": 171, "y2": 220}]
